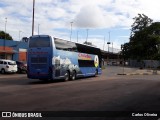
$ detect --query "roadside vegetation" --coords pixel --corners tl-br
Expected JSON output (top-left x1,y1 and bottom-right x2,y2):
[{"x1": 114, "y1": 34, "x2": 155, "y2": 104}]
[
  {"x1": 0, "y1": 31, "x2": 13, "y2": 40},
  {"x1": 121, "y1": 13, "x2": 160, "y2": 60}
]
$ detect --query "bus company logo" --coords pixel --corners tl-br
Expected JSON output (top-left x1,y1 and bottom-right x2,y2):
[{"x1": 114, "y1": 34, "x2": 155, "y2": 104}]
[
  {"x1": 78, "y1": 53, "x2": 92, "y2": 60},
  {"x1": 94, "y1": 55, "x2": 99, "y2": 67}
]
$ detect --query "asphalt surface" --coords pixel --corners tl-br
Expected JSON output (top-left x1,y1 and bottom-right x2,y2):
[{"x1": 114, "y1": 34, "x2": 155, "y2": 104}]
[{"x1": 0, "y1": 66, "x2": 160, "y2": 120}]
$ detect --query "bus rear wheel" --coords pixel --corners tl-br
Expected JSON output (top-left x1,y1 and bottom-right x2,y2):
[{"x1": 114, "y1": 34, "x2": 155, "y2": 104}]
[
  {"x1": 71, "y1": 70, "x2": 76, "y2": 80},
  {"x1": 64, "y1": 71, "x2": 70, "y2": 81}
]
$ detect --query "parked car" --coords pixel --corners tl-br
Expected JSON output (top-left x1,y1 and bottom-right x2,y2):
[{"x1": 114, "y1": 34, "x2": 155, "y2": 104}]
[
  {"x1": 16, "y1": 61, "x2": 27, "y2": 73},
  {"x1": 0, "y1": 59, "x2": 17, "y2": 74}
]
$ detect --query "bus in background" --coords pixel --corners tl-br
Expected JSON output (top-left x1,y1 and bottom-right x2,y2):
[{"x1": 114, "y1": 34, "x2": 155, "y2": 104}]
[{"x1": 27, "y1": 35, "x2": 102, "y2": 81}]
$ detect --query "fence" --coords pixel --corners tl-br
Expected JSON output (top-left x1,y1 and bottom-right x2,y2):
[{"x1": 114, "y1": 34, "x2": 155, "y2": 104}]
[{"x1": 129, "y1": 60, "x2": 160, "y2": 68}]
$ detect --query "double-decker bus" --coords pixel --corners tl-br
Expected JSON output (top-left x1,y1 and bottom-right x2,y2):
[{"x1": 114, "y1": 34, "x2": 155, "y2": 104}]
[{"x1": 27, "y1": 35, "x2": 102, "y2": 81}]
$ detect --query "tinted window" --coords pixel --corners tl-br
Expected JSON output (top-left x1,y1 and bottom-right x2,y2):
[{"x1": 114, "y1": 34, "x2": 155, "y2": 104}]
[
  {"x1": 4, "y1": 62, "x2": 7, "y2": 65},
  {"x1": 31, "y1": 57, "x2": 47, "y2": 64},
  {"x1": 16, "y1": 61, "x2": 24, "y2": 65},
  {"x1": 78, "y1": 60, "x2": 95, "y2": 67},
  {"x1": 8, "y1": 61, "x2": 16, "y2": 65},
  {"x1": 54, "y1": 38, "x2": 77, "y2": 52},
  {"x1": 29, "y1": 36, "x2": 51, "y2": 48},
  {"x1": 0, "y1": 61, "x2": 3, "y2": 64},
  {"x1": 76, "y1": 43, "x2": 102, "y2": 67},
  {"x1": 16, "y1": 61, "x2": 21, "y2": 65}
]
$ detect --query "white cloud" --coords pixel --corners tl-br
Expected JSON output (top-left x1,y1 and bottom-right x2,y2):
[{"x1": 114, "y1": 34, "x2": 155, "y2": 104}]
[
  {"x1": 0, "y1": 0, "x2": 160, "y2": 50},
  {"x1": 74, "y1": 5, "x2": 115, "y2": 28},
  {"x1": 137, "y1": 0, "x2": 160, "y2": 21}
]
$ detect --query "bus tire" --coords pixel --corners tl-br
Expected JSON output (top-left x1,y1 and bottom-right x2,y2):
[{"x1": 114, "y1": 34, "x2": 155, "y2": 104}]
[
  {"x1": 71, "y1": 70, "x2": 76, "y2": 80},
  {"x1": 95, "y1": 69, "x2": 98, "y2": 76},
  {"x1": 64, "y1": 71, "x2": 70, "y2": 81}
]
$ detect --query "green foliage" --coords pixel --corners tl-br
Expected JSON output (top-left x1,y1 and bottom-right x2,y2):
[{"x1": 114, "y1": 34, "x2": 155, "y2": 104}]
[
  {"x1": 122, "y1": 13, "x2": 160, "y2": 60},
  {"x1": 0, "y1": 31, "x2": 13, "y2": 40},
  {"x1": 131, "y1": 13, "x2": 153, "y2": 37}
]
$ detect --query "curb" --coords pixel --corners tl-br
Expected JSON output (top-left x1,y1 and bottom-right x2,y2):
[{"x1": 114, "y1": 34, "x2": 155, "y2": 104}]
[
  {"x1": 126, "y1": 73, "x2": 150, "y2": 75},
  {"x1": 126, "y1": 73, "x2": 159, "y2": 75},
  {"x1": 117, "y1": 72, "x2": 160, "y2": 75}
]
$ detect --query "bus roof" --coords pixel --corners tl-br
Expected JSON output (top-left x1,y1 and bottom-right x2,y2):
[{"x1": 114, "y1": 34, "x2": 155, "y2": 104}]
[
  {"x1": 30, "y1": 35, "x2": 101, "y2": 50},
  {"x1": 53, "y1": 37, "x2": 100, "y2": 50}
]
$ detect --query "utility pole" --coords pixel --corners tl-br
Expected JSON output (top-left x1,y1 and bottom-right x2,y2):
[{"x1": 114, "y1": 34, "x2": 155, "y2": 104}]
[
  {"x1": 38, "y1": 24, "x2": 40, "y2": 35},
  {"x1": 70, "y1": 21, "x2": 73, "y2": 41},
  {"x1": 112, "y1": 42, "x2": 113, "y2": 53},
  {"x1": 107, "y1": 31, "x2": 111, "y2": 65},
  {"x1": 107, "y1": 32, "x2": 111, "y2": 52},
  {"x1": 4, "y1": 17, "x2": 7, "y2": 59},
  {"x1": 103, "y1": 36, "x2": 105, "y2": 50},
  {"x1": 5, "y1": 17, "x2": 7, "y2": 40},
  {"x1": 32, "y1": 0, "x2": 35, "y2": 36},
  {"x1": 19, "y1": 30, "x2": 22, "y2": 41},
  {"x1": 77, "y1": 31, "x2": 78, "y2": 42},
  {"x1": 86, "y1": 29, "x2": 88, "y2": 42}
]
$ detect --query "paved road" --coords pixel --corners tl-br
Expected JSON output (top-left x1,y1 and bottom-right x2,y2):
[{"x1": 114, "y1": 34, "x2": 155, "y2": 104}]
[{"x1": 0, "y1": 66, "x2": 160, "y2": 120}]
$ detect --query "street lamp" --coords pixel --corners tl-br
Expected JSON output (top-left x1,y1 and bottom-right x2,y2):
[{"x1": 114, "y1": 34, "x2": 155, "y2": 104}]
[
  {"x1": 86, "y1": 29, "x2": 89, "y2": 42},
  {"x1": 107, "y1": 42, "x2": 111, "y2": 57},
  {"x1": 77, "y1": 31, "x2": 79, "y2": 42},
  {"x1": 70, "y1": 21, "x2": 73, "y2": 41},
  {"x1": 107, "y1": 31, "x2": 111, "y2": 52},
  {"x1": 19, "y1": 31, "x2": 22, "y2": 41},
  {"x1": 32, "y1": 0, "x2": 35, "y2": 36},
  {"x1": 5, "y1": 17, "x2": 7, "y2": 40},
  {"x1": 4, "y1": 17, "x2": 7, "y2": 59},
  {"x1": 103, "y1": 36, "x2": 105, "y2": 50},
  {"x1": 112, "y1": 42, "x2": 113, "y2": 53},
  {"x1": 121, "y1": 44, "x2": 125, "y2": 75},
  {"x1": 107, "y1": 32, "x2": 111, "y2": 64},
  {"x1": 38, "y1": 24, "x2": 40, "y2": 35}
]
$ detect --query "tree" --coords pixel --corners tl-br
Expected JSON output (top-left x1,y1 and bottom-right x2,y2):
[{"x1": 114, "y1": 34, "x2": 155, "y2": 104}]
[
  {"x1": 130, "y1": 13, "x2": 153, "y2": 39},
  {"x1": 121, "y1": 43, "x2": 131, "y2": 59},
  {"x1": 145, "y1": 22, "x2": 160, "y2": 59},
  {"x1": 122, "y1": 14, "x2": 160, "y2": 60},
  {"x1": 0, "y1": 31, "x2": 13, "y2": 40}
]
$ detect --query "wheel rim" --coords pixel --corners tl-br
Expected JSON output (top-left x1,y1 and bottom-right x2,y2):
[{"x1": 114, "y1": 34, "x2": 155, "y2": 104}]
[
  {"x1": 72, "y1": 71, "x2": 76, "y2": 80},
  {"x1": 65, "y1": 72, "x2": 69, "y2": 81}
]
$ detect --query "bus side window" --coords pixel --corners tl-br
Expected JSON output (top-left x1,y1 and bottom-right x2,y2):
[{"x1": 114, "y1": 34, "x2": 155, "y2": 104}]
[{"x1": 54, "y1": 38, "x2": 77, "y2": 52}]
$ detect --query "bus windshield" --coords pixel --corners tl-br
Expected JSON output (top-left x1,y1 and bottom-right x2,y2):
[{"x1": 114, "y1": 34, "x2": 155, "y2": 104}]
[{"x1": 29, "y1": 36, "x2": 51, "y2": 48}]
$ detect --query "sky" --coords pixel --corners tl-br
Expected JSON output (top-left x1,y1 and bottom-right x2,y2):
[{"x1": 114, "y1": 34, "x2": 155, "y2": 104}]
[{"x1": 0, "y1": 0, "x2": 160, "y2": 52}]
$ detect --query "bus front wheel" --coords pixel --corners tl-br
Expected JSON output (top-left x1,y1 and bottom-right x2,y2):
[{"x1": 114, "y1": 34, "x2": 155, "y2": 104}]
[
  {"x1": 64, "y1": 71, "x2": 70, "y2": 81},
  {"x1": 95, "y1": 69, "x2": 98, "y2": 76}
]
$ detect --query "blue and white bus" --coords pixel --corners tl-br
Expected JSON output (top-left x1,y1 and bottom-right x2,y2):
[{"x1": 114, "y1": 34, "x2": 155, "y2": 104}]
[{"x1": 27, "y1": 35, "x2": 102, "y2": 81}]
